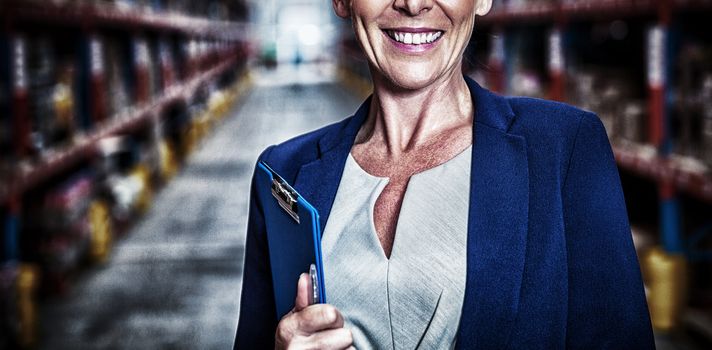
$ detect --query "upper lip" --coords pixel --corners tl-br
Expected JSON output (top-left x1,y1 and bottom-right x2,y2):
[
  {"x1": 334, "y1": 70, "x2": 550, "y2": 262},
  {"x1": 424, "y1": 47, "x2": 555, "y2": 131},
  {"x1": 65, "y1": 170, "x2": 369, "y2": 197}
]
[{"x1": 382, "y1": 27, "x2": 444, "y2": 33}]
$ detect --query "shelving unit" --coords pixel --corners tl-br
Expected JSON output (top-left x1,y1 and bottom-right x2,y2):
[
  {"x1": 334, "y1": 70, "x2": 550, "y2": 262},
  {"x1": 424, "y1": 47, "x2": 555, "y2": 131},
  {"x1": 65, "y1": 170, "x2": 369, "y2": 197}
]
[
  {"x1": 479, "y1": 0, "x2": 712, "y2": 26},
  {"x1": 0, "y1": 1, "x2": 250, "y2": 348},
  {"x1": 0, "y1": 57, "x2": 238, "y2": 205},
  {"x1": 470, "y1": 0, "x2": 712, "y2": 342},
  {"x1": 0, "y1": 1, "x2": 246, "y2": 39},
  {"x1": 614, "y1": 144, "x2": 712, "y2": 203}
]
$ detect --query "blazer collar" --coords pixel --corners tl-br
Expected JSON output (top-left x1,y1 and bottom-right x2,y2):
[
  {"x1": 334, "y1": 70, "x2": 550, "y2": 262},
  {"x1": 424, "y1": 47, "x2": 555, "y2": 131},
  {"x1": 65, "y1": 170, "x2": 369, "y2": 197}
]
[{"x1": 294, "y1": 77, "x2": 529, "y2": 348}]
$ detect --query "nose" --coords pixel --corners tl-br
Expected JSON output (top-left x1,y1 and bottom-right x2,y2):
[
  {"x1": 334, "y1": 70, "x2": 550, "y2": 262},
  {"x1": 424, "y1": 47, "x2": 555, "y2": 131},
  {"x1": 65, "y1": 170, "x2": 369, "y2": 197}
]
[{"x1": 393, "y1": 0, "x2": 433, "y2": 16}]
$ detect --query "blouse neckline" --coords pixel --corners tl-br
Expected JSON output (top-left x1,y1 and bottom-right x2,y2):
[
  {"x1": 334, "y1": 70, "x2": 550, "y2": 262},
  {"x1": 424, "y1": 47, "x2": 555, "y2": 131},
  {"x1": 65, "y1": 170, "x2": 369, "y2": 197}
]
[{"x1": 347, "y1": 143, "x2": 473, "y2": 182}]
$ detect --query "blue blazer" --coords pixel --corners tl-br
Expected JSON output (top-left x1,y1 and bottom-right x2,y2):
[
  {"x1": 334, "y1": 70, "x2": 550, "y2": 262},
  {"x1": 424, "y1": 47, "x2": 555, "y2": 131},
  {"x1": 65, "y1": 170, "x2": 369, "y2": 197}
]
[{"x1": 234, "y1": 77, "x2": 654, "y2": 349}]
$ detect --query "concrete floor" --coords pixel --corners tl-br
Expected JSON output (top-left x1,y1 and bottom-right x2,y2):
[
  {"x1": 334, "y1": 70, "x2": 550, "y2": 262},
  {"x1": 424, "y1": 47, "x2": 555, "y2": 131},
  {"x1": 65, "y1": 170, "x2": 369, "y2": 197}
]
[{"x1": 38, "y1": 64, "x2": 362, "y2": 349}]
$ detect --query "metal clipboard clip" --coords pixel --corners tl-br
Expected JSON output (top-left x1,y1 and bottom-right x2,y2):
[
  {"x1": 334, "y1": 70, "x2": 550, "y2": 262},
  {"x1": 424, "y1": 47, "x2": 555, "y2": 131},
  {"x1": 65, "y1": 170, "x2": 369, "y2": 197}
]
[
  {"x1": 271, "y1": 177, "x2": 300, "y2": 223},
  {"x1": 309, "y1": 263, "x2": 320, "y2": 305}
]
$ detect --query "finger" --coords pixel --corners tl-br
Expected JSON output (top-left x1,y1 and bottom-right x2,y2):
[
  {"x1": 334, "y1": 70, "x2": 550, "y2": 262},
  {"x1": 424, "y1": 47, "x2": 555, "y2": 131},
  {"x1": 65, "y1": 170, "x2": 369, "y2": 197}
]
[
  {"x1": 296, "y1": 304, "x2": 344, "y2": 333},
  {"x1": 294, "y1": 273, "x2": 310, "y2": 312},
  {"x1": 303, "y1": 328, "x2": 353, "y2": 350}
]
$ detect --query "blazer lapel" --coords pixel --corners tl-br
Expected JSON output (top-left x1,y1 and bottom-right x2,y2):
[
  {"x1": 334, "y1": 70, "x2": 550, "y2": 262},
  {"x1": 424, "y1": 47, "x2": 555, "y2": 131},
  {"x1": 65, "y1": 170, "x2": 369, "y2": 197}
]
[
  {"x1": 293, "y1": 97, "x2": 371, "y2": 234},
  {"x1": 455, "y1": 78, "x2": 529, "y2": 349}
]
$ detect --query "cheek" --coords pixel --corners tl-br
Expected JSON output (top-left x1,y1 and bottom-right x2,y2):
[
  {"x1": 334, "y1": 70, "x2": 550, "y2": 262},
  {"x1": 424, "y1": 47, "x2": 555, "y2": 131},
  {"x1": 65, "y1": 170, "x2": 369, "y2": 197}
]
[
  {"x1": 437, "y1": 0, "x2": 477, "y2": 25},
  {"x1": 350, "y1": 2, "x2": 385, "y2": 43},
  {"x1": 450, "y1": 9, "x2": 476, "y2": 47},
  {"x1": 350, "y1": 0, "x2": 386, "y2": 21},
  {"x1": 440, "y1": 0, "x2": 476, "y2": 11},
  {"x1": 351, "y1": 17, "x2": 375, "y2": 52}
]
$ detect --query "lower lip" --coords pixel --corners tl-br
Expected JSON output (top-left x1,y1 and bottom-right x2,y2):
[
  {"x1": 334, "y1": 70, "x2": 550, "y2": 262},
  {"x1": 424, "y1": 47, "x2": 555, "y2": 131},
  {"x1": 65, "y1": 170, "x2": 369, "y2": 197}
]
[{"x1": 383, "y1": 30, "x2": 441, "y2": 53}]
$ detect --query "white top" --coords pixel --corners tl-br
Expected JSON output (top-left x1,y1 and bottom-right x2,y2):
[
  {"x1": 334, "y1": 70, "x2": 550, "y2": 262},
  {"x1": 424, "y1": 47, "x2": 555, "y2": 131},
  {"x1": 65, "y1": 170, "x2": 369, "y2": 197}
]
[{"x1": 321, "y1": 145, "x2": 472, "y2": 349}]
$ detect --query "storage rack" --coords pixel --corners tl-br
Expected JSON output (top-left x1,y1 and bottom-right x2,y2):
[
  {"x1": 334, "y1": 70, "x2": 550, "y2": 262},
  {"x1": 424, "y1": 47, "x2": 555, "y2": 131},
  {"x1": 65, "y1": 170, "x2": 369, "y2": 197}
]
[
  {"x1": 472, "y1": 0, "x2": 712, "y2": 252},
  {"x1": 0, "y1": 1, "x2": 250, "y2": 347},
  {"x1": 469, "y1": 0, "x2": 712, "y2": 341}
]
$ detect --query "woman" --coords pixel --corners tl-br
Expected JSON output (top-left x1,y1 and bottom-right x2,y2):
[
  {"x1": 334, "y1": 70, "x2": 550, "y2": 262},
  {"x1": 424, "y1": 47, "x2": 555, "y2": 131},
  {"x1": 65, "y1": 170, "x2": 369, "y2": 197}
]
[{"x1": 235, "y1": 0, "x2": 654, "y2": 348}]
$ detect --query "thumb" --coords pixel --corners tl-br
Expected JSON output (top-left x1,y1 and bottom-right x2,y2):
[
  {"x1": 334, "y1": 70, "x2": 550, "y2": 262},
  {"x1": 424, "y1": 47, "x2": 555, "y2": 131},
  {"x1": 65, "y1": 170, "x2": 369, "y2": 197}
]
[{"x1": 294, "y1": 273, "x2": 310, "y2": 312}]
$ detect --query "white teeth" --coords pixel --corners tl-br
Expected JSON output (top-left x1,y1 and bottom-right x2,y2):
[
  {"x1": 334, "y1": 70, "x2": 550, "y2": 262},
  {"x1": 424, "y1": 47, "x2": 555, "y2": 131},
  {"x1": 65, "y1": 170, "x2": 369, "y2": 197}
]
[{"x1": 389, "y1": 30, "x2": 442, "y2": 45}]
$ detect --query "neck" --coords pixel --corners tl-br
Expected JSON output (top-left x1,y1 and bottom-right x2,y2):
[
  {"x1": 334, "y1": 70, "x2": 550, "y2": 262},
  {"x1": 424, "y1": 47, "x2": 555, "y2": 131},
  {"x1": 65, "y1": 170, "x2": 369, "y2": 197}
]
[{"x1": 357, "y1": 66, "x2": 473, "y2": 156}]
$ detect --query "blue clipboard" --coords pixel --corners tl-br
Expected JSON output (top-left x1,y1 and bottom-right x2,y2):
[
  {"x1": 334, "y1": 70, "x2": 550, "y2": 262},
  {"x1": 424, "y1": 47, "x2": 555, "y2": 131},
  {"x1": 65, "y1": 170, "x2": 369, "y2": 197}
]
[{"x1": 255, "y1": 160, "x2": 327, "y2": 319}]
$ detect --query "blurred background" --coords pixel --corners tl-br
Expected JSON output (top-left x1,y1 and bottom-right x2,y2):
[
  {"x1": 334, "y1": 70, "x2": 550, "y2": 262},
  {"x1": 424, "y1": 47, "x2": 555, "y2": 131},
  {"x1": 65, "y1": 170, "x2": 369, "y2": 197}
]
[{"x1": 0, "y1": 0, "x2": 710, "y2": 349}]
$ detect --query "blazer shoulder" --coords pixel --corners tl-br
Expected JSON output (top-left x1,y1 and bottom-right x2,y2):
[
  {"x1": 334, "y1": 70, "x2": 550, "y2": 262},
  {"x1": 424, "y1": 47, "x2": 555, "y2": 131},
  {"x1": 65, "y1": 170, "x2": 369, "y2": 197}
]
[
  {"x1": 503, "y1": 96, "x2": 609, "y2": 183},
  {"x1": 505, "y1": 95, "x2": 602, "y2": 145},
  {"x1": 507, "y1": 96, "x2": 597, "y2": 131},
  {"x1": 258, "y1": 115, "x2": 354, "y2": 182}
]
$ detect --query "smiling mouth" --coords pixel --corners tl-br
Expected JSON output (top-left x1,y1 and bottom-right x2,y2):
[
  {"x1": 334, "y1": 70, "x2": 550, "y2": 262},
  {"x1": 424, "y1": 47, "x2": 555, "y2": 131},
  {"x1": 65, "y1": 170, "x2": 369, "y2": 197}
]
[{"x1": 384, "y1": 29, "x2": 444, "y2": 45}]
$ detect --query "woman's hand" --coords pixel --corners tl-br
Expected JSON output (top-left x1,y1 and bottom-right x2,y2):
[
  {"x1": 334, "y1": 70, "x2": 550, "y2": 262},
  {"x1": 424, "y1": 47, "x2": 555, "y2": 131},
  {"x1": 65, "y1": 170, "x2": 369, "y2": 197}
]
[{"x1": 275, "y1": 273, "x2": 354, "y2": 350}]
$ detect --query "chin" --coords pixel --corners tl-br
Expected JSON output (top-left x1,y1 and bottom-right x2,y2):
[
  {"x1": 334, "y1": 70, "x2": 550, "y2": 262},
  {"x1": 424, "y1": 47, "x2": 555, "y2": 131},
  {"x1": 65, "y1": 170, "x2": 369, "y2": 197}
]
[
  {"x1": 381, "y1": 66, "x2": 446, "y2": 91},
  {"x1": 372, "y1": 54, "x2": 463, "y2": 91}
]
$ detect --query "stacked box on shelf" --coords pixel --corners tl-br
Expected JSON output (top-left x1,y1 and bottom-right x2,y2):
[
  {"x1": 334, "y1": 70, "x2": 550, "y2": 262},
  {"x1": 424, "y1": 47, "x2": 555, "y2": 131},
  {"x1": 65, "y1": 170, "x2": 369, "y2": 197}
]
[
  {"x1": 8, "y1": 34, "x2": 31, "y2": 160},
  {"x1": 26, "y1": 32, "x2": 81, "y2": 153},
  {"x1": 564, "y1": 20, "x2": 648, "y2": 144},
  {"x1": 160, "y1": 102, "x2": 191, "y2": 169},
  {"x1": 170, "y1": 34, "x2": 190, "y2": 82},
  {"x1": 163, "y1": 0, "x2": 191, "y2": 14},
  {"x1": 185, "y1": 85, "x2": 209, "y2": 153},
  {"x1": 108, "y1": 0, "x2": 153, "y2": 11},
  {"x1": 185, "y1": 69, "x2": 242, "y2": 153},
  {"x1": 672, "y1": 19, "x2": 712, "y2": 170},
  {"x1": 75, "y1": 29, "x2": 98, "y2": 133},
  {"x1": 86, "y1": 33, "x2": 110, "y2": 127},
  {"x1": 199, "y1": 40, "x2": 216, "y2": 72},
  {"x1": 131, "y1": 35, "x2": 151, "y2": 104},
  {"x1": 502, "y1": 0, "x2": 557, "y2": 10},
  {"x1": 95, "y1": 135, "x2": 154, "y2": 225},
  {"x1": 0, "y1": 262, "x2": 19, "y2": 349},
  {"x1": 143, "y1": 35, "x2": 157, "y2": 99},
  {"x1": 505, "y1": 25, "x2": 551, "y2": 98},
  {"x1": 158, "y1": 37, "x2": 175, "y2": 89},
  {"x1": 147, "y1": 35, "x2": 163, "y2": 99},
  {"x1": 104, "y1": 33, "x2": 134, "y2": 119},
  {"x1": 2, "y1": 201, "x2": 20, "y2": 265},
  {"x1": 150, "y1": 36, "x2": 192, "y2": 175},
  {"x1": 186, "y1": 38, "x2": 200, "y2": 78},
  {"x1": 21, "y1": 172, "x2": 94, "y2": 295},
  {"x1": 0, "y1": 34, "x2": 12, "y2": 180},
  {"x1": 184, "y1": 0, "x2": 230, "y2": 20},
  {"x1": 96, "y1": 0, "x2": 234, "y2": 14},
  {"x1": 0, "y1": 200, "x2": 19, "y2": 346},
  {"x1": 131, "y1": 127, "x2": 162, "y2": 186}
]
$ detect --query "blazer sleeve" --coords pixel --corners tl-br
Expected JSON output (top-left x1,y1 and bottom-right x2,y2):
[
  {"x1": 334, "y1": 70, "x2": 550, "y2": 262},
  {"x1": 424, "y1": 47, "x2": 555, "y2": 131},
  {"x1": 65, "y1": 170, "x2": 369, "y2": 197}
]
[
  {"x1": 234, "y1": 146, "x2": 278, "y2": 349},
  {"x1": 562, "y1": 112, "x2": 655, "y2": 349}
]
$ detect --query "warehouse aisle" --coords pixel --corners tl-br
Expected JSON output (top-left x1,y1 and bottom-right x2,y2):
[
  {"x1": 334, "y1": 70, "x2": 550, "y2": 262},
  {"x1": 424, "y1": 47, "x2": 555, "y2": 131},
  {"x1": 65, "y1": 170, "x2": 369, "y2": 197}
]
[{"x1": 38, "y1": 64, "x2": 363, "y2": 349}]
